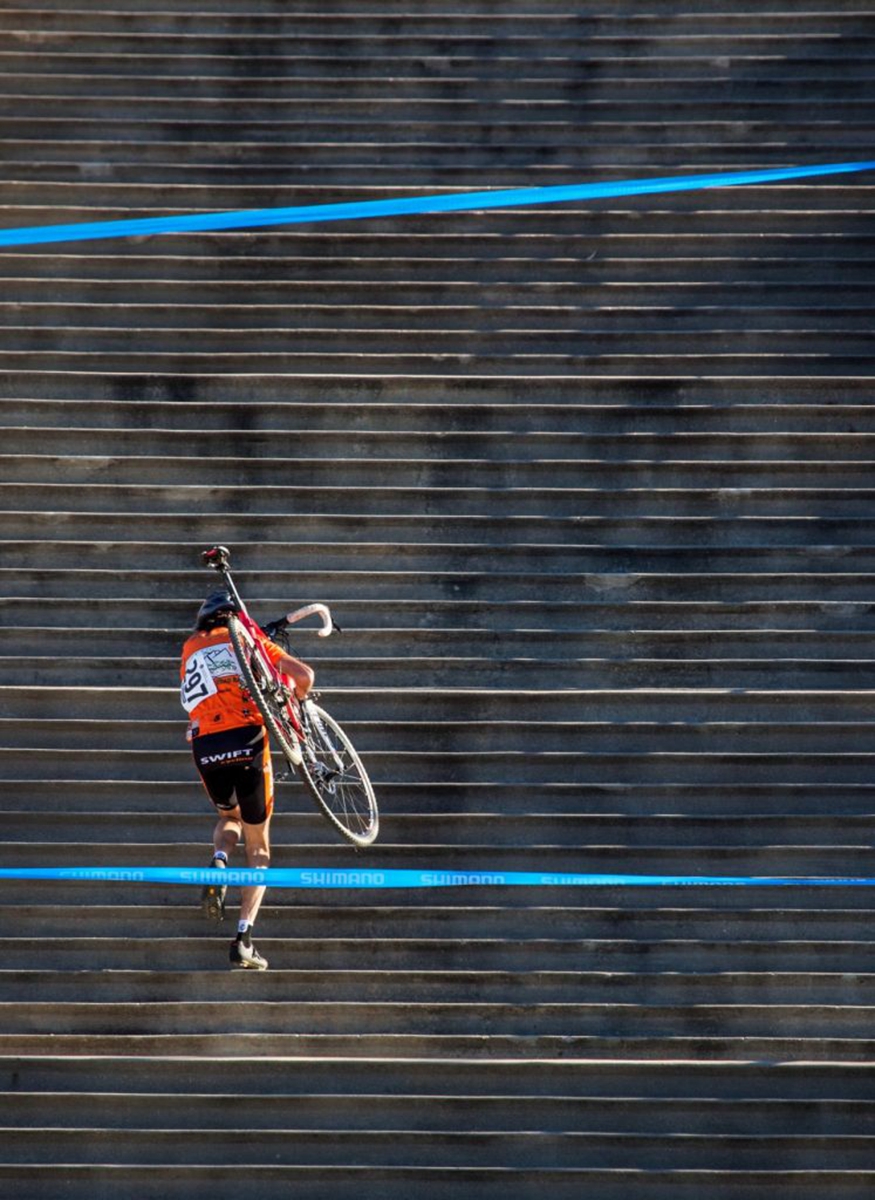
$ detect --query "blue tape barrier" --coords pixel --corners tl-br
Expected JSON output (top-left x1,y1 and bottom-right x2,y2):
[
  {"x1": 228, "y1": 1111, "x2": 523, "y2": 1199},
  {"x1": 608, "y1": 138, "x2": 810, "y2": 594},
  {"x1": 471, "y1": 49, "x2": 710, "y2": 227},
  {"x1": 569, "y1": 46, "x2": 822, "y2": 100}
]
[
  {"x1": 0, "y1": 161, "x2": 873, "y2": 248},
  {"x1": 1, "y1": 866, "x2": 874, "y2": 888}
]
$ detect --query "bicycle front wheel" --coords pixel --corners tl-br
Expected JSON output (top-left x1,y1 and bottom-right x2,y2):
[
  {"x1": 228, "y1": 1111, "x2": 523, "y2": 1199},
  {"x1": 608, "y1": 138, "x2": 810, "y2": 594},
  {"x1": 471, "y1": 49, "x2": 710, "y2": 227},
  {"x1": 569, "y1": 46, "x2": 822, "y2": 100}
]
[{"x1": 298, "y1": 701, "x2": 379, "y2": 847}]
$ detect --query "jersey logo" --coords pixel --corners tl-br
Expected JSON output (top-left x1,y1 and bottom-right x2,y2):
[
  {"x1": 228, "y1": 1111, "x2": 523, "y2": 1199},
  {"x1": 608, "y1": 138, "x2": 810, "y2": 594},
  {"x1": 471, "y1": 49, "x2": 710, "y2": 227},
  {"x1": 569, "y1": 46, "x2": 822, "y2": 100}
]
[
  {"x1": 202, "y1": 644, "x2": 238, "y2": 677},
  {"x1": 180, "y1": 641, "x2": 239, "y2": 714},
  {"x1": 201, "y1": 749, "x2": 252, "y2": 765}
]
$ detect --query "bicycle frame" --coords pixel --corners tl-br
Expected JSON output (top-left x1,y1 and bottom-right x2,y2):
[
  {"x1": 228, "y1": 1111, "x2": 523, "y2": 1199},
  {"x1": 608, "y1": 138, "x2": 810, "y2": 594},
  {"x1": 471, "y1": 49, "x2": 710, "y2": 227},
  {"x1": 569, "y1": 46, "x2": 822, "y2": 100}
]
[{"x1": 201, "y1": 544, "x2": 335, "y2": 741}]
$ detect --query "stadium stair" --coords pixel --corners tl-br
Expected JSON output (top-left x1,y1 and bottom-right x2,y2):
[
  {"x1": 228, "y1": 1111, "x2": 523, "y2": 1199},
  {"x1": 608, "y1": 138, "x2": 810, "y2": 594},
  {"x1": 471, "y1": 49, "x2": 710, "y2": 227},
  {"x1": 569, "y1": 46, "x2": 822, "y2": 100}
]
[{"x1": 0, "y1": 1, "x2": 873, "y2": 1196}]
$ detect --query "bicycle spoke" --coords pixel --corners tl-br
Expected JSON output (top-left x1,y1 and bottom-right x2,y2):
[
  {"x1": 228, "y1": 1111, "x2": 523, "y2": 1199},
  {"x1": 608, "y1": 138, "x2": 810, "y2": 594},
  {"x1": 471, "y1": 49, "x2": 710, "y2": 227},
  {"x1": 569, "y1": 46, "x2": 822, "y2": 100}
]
[{"x1": 299, "y1": 701, "x2": 379, "y2": 845}]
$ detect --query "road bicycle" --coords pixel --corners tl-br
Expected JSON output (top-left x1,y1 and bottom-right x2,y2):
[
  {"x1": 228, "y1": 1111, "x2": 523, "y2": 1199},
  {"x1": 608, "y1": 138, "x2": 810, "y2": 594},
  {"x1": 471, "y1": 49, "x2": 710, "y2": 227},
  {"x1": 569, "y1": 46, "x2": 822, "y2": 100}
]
[{"x1": 199, "y1": 544, "x2": 379, "y2": 847}]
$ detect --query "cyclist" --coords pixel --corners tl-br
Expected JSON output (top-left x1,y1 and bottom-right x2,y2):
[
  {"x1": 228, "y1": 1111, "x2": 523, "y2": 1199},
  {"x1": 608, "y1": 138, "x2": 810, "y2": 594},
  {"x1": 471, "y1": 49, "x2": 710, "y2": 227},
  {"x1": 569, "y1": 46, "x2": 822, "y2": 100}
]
[{"x1": 180, "y1": 588, "x2": 315, "y2": 970}]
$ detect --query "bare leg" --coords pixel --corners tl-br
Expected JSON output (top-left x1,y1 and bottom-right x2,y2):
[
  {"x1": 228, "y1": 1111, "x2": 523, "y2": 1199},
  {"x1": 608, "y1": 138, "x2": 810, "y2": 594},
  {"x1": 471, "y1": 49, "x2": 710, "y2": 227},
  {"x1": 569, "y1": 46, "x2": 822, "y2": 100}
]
[
  {"x1": 239, "y1": 816, "x2": 271, "y2": 926},
  {"x1": 201, "y1": 809, "x2": 241, "y2": 922},
  {"x1": 212, "y1": 812, "x2": 242, "y2": 860}
]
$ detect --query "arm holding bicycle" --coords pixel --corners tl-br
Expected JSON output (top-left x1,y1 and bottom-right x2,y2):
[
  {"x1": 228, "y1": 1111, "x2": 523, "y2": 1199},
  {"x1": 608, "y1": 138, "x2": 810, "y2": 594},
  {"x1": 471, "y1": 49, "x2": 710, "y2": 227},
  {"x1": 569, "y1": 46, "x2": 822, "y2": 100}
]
[
  {"x1": 262, "y1": 638, "x2": 315, "y2": 701},
  {"x1": 262, "y1": 604, "x2": 334, "y2": 700},
  {"x1": 277, "y1": 651, "x2": 315, "y2": 701}
]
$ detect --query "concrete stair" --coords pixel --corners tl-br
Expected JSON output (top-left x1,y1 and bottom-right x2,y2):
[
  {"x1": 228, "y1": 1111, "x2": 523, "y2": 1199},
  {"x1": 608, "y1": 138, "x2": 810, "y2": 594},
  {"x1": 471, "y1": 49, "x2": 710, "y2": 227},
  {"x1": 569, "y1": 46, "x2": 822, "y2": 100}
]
[{"x1": 0, "y1": 1, "x2": 874, "y2": 1197}]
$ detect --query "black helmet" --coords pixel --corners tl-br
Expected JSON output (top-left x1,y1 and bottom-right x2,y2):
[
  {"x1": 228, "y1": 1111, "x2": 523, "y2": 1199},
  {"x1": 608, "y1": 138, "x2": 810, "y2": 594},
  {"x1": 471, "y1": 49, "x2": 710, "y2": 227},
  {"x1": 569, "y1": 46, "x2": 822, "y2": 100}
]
[{"x1": 196, "y1": 589, "x2": 239, "y2": 631}]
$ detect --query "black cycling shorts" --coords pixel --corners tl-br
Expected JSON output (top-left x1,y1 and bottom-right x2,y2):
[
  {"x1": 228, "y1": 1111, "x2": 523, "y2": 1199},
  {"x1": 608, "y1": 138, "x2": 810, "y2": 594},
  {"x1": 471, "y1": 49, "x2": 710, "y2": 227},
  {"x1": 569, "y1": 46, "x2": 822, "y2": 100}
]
[{"x1": 191, "y1": 725, "x2": 274, "y2": 825}]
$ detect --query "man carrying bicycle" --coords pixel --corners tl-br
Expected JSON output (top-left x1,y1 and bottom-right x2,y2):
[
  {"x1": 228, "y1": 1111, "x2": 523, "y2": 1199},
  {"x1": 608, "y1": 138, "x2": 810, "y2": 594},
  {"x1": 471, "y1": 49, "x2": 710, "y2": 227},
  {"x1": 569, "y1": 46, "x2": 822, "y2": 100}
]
[{"x1": 180, "y1": 587, "x2": 315, "y2": 970}]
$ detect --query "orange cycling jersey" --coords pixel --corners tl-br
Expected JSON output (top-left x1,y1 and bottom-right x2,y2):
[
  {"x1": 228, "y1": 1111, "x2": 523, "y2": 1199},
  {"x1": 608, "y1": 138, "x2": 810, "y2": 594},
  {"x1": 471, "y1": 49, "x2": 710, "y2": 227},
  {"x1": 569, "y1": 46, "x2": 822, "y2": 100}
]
[{"x1": 180, "y1": 624, "x2": 286, "y2": 737}]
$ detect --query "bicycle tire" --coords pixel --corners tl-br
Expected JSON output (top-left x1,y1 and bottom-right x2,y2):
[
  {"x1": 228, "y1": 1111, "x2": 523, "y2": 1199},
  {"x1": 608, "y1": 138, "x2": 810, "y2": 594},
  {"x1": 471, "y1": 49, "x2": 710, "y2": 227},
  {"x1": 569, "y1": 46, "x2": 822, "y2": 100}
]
[
  {"x1": 297, "y1": 701, "x2": 379, "y2": 847},
  {"x1": 226, "y1": 613, "x2": 303, "y2": 772},
  {"x1": 228, "y1": 614, "x2": 378, "y2": 846}
]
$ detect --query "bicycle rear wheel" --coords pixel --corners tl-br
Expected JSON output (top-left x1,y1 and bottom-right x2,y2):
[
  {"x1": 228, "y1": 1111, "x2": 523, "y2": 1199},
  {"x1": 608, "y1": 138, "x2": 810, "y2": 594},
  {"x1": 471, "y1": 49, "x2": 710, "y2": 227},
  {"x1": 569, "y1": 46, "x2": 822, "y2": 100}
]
[
  {"x1": 226, "y1": 613, "x2": 303, "y2": 771},
  {"x1": 298, "y1": 700, "x2": 379, "y2": 847}
]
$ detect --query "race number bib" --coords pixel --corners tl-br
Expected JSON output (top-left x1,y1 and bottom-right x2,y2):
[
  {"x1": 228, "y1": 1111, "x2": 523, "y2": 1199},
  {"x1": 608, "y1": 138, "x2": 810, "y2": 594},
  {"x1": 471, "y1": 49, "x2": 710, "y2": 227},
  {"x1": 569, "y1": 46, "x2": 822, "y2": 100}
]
[{"x1": 180, "y1": 642, "x2": 239, "y2": 713}]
